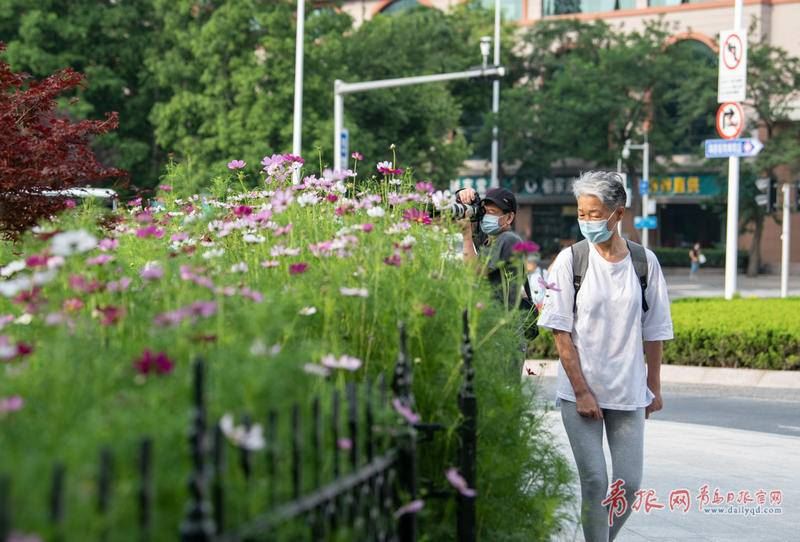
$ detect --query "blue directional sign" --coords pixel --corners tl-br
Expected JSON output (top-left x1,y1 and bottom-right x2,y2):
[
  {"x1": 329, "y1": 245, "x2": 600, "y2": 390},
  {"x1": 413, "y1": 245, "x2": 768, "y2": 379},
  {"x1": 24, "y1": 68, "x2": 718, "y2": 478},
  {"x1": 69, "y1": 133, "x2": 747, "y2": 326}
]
[
  {"x1": 340, "y1": 128, "x2": 349, "y2": 165},
  {"x1": 704, "y1": 138, "x2": 764, "y2": 159},
  {"x1": 639, "y1": 179, "x2": 649, "y2": 196},
  {"x1": 634, "y1": 216, "x2": 657, "y2": 230}
]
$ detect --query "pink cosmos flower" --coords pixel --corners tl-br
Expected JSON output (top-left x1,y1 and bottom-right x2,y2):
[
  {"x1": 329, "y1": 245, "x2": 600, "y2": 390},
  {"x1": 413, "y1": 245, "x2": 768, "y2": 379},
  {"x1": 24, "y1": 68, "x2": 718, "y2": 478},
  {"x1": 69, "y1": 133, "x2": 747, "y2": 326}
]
[
  {"x1": 62, "y1": 298, "x2": 84, "y2": 312},
  {"x1": 159, "y1": 184, "x2": 173, "y2": 192},
  {"x1": 415, "y1": 181, "x2": 434, "y2": 194},
  {"x1": 0, "y1": 395, "x2": 24, "y2": 414},
  {"x1": 133, "y1": 350, "x2": 174, "y2": 376},
  {"x1": 351, "y1": 151, "x2": 364, "y2": 161},
  {"x1": 403, "y1": 208, "x2": 431, "y2": 225},
  {"x1": 25, "y1": 253, "x2": 49, "y2": 268},
  {"x1": 337, "y1": 438, "x2": 353, "y2": 450},
  {"x1": 326, "y1": 194, "x2": 339, "y2": 203},
  {"x1": 376, "y1": 161, "x2": 403, "y2": 176},
  {"x1": 64, "y1": 199, "x2": 76, "y2": 208},
  {"x1": 392, "y1": 398, "x2": 420, "y2": 424},
  {"x1": 171, "y1": 232, "x2": 189, "y2": 243},
  {"x1": 240, "y1": 287, "x2": 263, "y2": 302},
  {"x1": 98, "y1": 238, "x2": 119, "y2": 251},
  {"x1": 0, "y1": 336, "x2": 34, "y2": 361},
  {"x1": 512, "y1": 241, "x2": 541, "y2": 254},
  {"x1": 227, "y1": 160, "x2": 247, "y2": 170},
  {"x1": 97, "y1": 305, "x2": 125, "y2": 326},
  {"x1": 282, "y1": 153, "x2": 304, "y2": 165},
  {"x1": 289, "y1": 263, "x2": 308, "y2": 275},
  {"x1": 383, "y1": 253, "x2": 402, "y2": 267},
  {"x1": 127, "y1": 197, "x2": 142, "y2": 208},
  {"x1": 233, "y1": 205, "x2": 253, "y2": 217},
  {"x1": 69, "y1": 275, "x2": 103, "y2": 294},
  {"x1": 445, "y1": 468, "x2": 477, "y2": 498},
  {"x1": 135, "y1": 211, "x2": 153, "y2": 224},
  {"x1": 107, "y1": 277, "x2": 132, "y2": 292},
  {"x1": 136, "y1": 225, "x2": 164, "y2": 239},
  {"x1": 394, "y1": 499, "x2": 424, "y2": 519},
  {"x1": 140, "y1": 264, "x2": 164, "y2": 281},
  {"x1": 261, "y1": 260, "x2": 280, "y2": 268},
  {"x1": 421, "y1": 305, "x2": 436, "y2": 318},
  {"x1": 538, "y1": 276, "x2": 561, "y2": 292},
  {"x1": 87, "y1": 254, "x2": 114, "y2": 266},
  {"x1": 361, "y1": 223, "x2": 374, "y2": 233}
]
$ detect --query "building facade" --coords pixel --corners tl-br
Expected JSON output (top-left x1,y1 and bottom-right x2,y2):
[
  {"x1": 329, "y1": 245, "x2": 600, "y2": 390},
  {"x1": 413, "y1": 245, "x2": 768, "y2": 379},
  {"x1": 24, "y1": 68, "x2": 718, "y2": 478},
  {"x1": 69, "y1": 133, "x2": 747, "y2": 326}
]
[{"x1": 341, "y1": 0, "x2": 800, "y2": 270}]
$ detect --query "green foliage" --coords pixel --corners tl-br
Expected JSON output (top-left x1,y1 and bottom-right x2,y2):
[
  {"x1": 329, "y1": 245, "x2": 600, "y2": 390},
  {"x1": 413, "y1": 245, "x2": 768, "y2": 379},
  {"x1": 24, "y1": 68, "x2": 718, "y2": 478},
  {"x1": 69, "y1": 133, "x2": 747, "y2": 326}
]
[
  {"x1": 0, "y1": 0, "x2": 162, "y2": 185},
  {"x1": 529, "y1": 298, "x2": 800, "y2": 370},
  {"x1": 0, "y1": 169, "x2": 572, "y2": 539},
  {"x1": 498, "y1": 19, "x2": 717, "y2": 180}
]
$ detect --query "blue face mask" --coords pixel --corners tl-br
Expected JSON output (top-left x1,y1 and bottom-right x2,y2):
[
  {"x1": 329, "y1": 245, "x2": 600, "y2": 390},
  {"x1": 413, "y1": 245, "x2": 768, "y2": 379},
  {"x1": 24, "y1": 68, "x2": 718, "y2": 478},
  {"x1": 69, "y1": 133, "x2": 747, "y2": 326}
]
[
  {"x1": 578, "y1": 210, "x2": 618, "y2": 244},
  {"x1": 480, "y1": 213, "x2": 504, "y2": 236}
]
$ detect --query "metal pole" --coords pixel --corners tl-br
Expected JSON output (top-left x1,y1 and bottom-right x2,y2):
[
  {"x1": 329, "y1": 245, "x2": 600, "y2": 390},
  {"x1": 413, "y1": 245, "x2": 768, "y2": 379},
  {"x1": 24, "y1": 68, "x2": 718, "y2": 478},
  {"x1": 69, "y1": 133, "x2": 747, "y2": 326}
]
[
  {"x1": 781, "y1": 182, "x2": 790, "y2": 298},
  {"x1": 490, "y1": 0, "x2": 501, "y2": 188},
  {"x1": 617, "y1": 158, "x2": 623, "y2": 236},
  {"x1": 641, "y1": 139, "x2": 650, "y2": 250},
  {"x1": 291, "y1": 0, "x2": 305, "y2": 183},
  {"x1": 724, "y1": 0, "x2": 744, "y2": 300},
  {"x1": 333, "y1": 82, "x2": 344, "y2": 172}
]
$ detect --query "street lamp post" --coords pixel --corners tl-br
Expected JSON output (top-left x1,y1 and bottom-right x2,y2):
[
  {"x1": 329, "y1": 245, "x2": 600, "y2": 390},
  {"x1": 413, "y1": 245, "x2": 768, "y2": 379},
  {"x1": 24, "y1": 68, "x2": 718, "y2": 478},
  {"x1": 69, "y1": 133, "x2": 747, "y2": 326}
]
[
  {"x1": 490, "y1": 0, "x2": 501, "y2": 188},
  {"x1": 291, "y1": 0, "x2": 305, "y2": 183},
  {"x1": 622, "y1": 137, "x2": 651, "y2": 250}
]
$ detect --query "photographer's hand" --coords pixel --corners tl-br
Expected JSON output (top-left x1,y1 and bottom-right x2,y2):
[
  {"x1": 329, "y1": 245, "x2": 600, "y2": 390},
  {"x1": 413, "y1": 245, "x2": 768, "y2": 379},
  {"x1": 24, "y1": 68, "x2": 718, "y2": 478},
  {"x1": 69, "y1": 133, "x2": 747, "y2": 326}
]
[{"x1": 457, "y1": 188, "x2": 477, "y2": 204}]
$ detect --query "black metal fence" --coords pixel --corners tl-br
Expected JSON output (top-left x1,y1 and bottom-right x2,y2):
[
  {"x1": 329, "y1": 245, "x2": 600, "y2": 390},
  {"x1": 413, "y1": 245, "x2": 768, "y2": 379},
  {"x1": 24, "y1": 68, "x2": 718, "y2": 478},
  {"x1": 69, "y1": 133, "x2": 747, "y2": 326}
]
[{"x1": 0, "y1": 312, "x2": 478, "y2": 541}]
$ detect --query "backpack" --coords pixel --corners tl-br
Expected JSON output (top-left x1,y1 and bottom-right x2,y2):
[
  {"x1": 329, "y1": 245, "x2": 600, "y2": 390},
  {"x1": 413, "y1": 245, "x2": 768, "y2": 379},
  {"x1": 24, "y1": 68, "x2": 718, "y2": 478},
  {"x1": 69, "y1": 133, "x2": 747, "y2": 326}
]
[{"x1": 570, "y1": 239, "x2": 649, "y2": 314}]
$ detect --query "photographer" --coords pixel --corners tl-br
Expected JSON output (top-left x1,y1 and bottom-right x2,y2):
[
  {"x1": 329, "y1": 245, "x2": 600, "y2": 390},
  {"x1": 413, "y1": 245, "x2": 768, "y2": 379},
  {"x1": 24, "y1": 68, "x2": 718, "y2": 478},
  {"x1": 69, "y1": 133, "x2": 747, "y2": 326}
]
[{"x1": 457, "y1": 187, "x2": 525, "y2": 307}]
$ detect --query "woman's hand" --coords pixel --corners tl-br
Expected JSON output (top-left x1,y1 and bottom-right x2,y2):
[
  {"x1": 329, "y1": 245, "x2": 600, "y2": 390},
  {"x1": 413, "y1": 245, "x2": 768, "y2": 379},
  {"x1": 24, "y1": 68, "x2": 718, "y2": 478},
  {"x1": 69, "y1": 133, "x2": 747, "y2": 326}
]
[
  {"x1": 575, "y1": 389, "x2": 603, "y2": 420},
  {"x1": 645, "y1": 391, "x2": 663, "y2": 419}
]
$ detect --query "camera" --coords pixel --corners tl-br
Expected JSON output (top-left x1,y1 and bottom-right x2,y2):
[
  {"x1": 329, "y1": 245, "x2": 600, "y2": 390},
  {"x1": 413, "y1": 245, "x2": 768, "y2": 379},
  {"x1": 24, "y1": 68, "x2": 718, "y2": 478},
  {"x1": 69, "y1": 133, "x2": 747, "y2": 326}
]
[{"x1": 445, "y1": 197, "x2": 484, "y2": 222}]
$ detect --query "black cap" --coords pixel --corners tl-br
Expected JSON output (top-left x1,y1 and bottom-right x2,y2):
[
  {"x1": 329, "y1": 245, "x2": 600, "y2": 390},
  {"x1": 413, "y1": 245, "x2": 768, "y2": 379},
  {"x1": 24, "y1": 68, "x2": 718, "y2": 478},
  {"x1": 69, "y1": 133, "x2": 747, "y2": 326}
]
[{"x1": 482, "y1": 188, "x2": 517, "y2": 213}]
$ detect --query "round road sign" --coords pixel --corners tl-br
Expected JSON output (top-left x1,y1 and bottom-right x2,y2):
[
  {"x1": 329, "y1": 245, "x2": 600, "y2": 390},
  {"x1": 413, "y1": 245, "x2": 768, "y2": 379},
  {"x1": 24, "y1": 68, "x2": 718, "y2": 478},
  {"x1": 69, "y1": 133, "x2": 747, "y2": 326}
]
[{"x1": 716, "y1": 102, "x2": 745, "y2": 139}]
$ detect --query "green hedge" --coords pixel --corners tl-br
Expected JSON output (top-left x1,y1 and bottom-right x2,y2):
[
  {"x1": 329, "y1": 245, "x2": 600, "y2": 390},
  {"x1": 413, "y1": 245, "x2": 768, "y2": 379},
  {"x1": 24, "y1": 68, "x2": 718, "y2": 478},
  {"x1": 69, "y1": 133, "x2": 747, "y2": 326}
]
[
  {"x1": 651, "y1": 247, "x2": 748, "y2": 269},
  {"x1": 530, "y1": 298, "x2": 800, "y2": 370}
]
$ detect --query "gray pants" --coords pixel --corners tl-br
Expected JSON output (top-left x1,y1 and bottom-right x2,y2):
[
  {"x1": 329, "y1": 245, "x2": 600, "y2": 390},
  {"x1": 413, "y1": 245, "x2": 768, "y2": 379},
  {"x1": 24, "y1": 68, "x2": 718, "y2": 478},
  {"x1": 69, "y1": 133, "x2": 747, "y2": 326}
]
[{"x1": 560, "y1": 399, "x2": 645, "y2": 542}]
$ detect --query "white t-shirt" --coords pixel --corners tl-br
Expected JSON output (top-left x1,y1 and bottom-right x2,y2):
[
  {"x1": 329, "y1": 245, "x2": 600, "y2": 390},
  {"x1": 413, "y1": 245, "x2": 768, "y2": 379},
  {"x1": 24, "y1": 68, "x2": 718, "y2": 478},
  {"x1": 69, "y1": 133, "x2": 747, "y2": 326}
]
[{"x1": 538, "y1": 243, "x2": 674, "y2": 410}]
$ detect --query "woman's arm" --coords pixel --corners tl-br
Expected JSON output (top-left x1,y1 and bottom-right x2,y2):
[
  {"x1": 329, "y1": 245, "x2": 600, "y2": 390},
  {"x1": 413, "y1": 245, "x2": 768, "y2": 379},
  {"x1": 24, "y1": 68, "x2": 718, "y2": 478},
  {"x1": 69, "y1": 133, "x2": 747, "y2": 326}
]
[
  {"x1": 553, "y1": 330, "x2": 603, "y2": 420},
  {"x1": 462, "y1": 221, "x2": 477, "y2": 261},
  {"x1": 644, "y1": 340, "x2": 664, "y2": 419}
]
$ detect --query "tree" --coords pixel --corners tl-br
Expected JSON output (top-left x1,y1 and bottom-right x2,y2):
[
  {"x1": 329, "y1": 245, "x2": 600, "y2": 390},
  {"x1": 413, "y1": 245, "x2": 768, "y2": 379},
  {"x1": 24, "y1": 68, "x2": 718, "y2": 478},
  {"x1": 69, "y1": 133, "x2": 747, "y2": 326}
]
[
  {"x1": 0, "y1": 0, "x2": 162, "y2": 187},
  {"x1": 0, "y1": 43, "x2": 125, "y2": 237},
  {"x1": 737, "y1": 31, "x2": 800, "y2": 276},
  {"x1": 497, "y1": 19, "x2": 716, "y2": 179}
]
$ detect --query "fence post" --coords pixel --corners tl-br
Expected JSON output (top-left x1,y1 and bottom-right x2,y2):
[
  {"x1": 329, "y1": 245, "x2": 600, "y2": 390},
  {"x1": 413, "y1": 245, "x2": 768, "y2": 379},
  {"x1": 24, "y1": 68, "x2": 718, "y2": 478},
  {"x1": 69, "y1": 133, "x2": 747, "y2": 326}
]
[
  {"x1": 0, "y1": 475, "x2": 10, "y2": 541},
  {"x1": 457, "y1": 310, "x2": 477, "y2": 542},
  {"x1": 138, "y1": 438, "x2": 153, "y2": 540},
  {"x1": 179, "y1": 358, "x2": 215, "y2": 541},
  {"x1": 394, "y1": 322, "x2": 418, "y2": 542}
]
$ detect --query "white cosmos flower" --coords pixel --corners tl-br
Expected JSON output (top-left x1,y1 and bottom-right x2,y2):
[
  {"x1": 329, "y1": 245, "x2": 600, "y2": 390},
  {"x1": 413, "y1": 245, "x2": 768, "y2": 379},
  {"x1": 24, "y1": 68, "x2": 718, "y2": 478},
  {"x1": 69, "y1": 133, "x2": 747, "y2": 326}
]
[
  {"x1": 367, "y1": 206, "x2": 385, "y2": 218},
  {"x1": 0, "y1": 276, "x2": 32, "y2": 297},
  {"x1": 219, "y1": 414, "x2": 265, "y2": 451},
  {"x1": 0, "y1": 260, "x2": 26, "y2": 277},
  {"x1": 298, "y1": 306, "x2": 317, "y2": 316},
  {"x1": 230, "y1": 262, "x2": 248, "y2": 273},
  {"x1": 202, "y1": 248, "x2": 225, "y2": 260},
  {"x1": 399, "y1": 235, "x2": 417, "y2": 248},
  {"x1": 50, "y1": 229, "x2": 97, "y2": 256},
  {"x1": 296, "y1": 192, "x2": 320, "y2": 207},
  {"x1": 340, "y1": 287, "x2": 369, "y2": 298},
  {"x1": 243, "y1": 233, "x2": 265, "y2": 244}
]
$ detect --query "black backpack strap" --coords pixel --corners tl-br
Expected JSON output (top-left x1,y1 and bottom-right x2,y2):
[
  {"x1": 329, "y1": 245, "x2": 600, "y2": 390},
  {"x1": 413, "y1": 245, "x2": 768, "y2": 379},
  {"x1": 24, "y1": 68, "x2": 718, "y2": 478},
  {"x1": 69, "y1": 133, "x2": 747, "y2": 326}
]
[
  {"x1": 570, "y1": 240, "x2": 590, "y2": 314},
  {"x1": 626, "y1": 240, "x2": 649, "y2": 313}
]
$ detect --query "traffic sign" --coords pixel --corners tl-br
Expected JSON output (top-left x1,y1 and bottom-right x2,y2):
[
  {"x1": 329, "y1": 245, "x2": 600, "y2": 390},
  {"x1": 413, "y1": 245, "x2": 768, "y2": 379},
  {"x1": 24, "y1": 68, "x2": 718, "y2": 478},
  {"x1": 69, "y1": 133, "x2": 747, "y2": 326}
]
[
  {"x1": 718, "y1": 29, "x2": 747, "y2": 103},
  {"x1": 704, "y1": 138, "x2": 763, "y2": 158},
  {"x1": 639, "y1": 179, "x2": 649, "y2": 196},
  {"x1": 339, "y1": 128, "x2": 349, "y2": 166},
  {"x1": 634, "y1": 216, "x2": 657, "y2": 230},
  {"x1": 716, "y1": 102, "x2": 744, "y2": 139}
]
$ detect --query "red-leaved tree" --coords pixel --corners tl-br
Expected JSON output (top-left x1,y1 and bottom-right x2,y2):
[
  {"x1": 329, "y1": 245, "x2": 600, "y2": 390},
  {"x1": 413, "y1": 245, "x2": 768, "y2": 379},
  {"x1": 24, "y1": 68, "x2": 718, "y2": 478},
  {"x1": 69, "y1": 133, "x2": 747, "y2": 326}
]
[{"x1": 0, "y1": 42, "x2": 126, "y2": 238}]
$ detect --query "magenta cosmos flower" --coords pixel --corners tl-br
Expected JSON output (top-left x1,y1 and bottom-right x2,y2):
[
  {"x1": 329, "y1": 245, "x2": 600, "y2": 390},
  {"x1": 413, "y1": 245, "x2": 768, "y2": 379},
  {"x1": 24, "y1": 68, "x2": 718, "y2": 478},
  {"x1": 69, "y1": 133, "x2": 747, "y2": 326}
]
[
  {"x1": 402, "y1": 208, "x2": 431, "y2": 225},
  {"x1": 227, "y1": 160, "x2": 246, "y2": 170},
  {"x1": 289, "y1": 262, "x2": 308, "y2": 275},
  {"x1": 133, "y1": 350, "x2": 174, "y2": 376},
  {"x1": 512, "y1": 241, "x2": 541, "y2": 254}
]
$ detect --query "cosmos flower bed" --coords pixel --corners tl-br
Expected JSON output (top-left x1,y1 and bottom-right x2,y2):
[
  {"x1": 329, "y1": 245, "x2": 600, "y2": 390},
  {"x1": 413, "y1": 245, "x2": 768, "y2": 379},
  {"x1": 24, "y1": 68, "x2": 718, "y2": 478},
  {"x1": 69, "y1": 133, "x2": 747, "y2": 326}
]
[{"x1": 0, "y1": 154, "x2": 571, "y2": 540}]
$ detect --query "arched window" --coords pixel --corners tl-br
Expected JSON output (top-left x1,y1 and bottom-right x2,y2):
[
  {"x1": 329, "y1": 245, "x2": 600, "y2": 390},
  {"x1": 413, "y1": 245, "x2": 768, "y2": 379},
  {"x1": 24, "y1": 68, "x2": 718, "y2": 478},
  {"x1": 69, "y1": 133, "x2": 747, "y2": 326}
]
[{"x1": 380, "y1": 0, "x2": 423, "y2": 14}]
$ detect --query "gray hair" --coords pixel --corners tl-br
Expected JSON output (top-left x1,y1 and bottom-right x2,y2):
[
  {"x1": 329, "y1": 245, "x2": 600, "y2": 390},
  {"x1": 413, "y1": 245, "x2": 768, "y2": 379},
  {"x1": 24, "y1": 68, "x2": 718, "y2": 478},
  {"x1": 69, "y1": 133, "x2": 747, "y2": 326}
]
[{"x1": 572, "y1": 171, "x2": 627, "y2": 210}]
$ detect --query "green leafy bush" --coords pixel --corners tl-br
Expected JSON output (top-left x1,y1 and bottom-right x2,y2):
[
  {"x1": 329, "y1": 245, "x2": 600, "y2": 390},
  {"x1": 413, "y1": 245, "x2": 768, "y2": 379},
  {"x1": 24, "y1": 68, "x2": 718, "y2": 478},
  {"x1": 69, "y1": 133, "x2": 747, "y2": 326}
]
[{"x1": 529, "y1": 298, "x2": 800, "y2": 370}]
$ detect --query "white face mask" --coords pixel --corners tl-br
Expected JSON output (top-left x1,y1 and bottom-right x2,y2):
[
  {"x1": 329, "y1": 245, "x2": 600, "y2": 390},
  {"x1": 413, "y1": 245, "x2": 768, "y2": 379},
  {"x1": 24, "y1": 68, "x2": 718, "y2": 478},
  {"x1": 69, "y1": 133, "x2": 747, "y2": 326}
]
[{"x1": 578, "y1": 209, "x2": 618, "y2": 244}]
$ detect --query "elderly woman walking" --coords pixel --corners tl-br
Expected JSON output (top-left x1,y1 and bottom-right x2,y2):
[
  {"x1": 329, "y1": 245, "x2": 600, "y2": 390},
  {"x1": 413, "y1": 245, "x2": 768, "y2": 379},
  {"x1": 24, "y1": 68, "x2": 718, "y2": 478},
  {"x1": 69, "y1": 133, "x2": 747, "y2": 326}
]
[{"x1": 538, "y1": 171, "x2": 673, "y2": 542}]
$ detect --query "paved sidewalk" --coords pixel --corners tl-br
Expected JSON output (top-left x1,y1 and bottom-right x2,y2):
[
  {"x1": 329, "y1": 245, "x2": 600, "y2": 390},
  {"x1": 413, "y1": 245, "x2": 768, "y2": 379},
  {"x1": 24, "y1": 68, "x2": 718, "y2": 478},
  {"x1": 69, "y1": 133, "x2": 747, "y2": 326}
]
[
  {"x1": 663, "y1": 268, "x2": 800, "y2": 299},
  {"x1": 542, "y1": 408, "x2": 799, "y2": 542}
]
